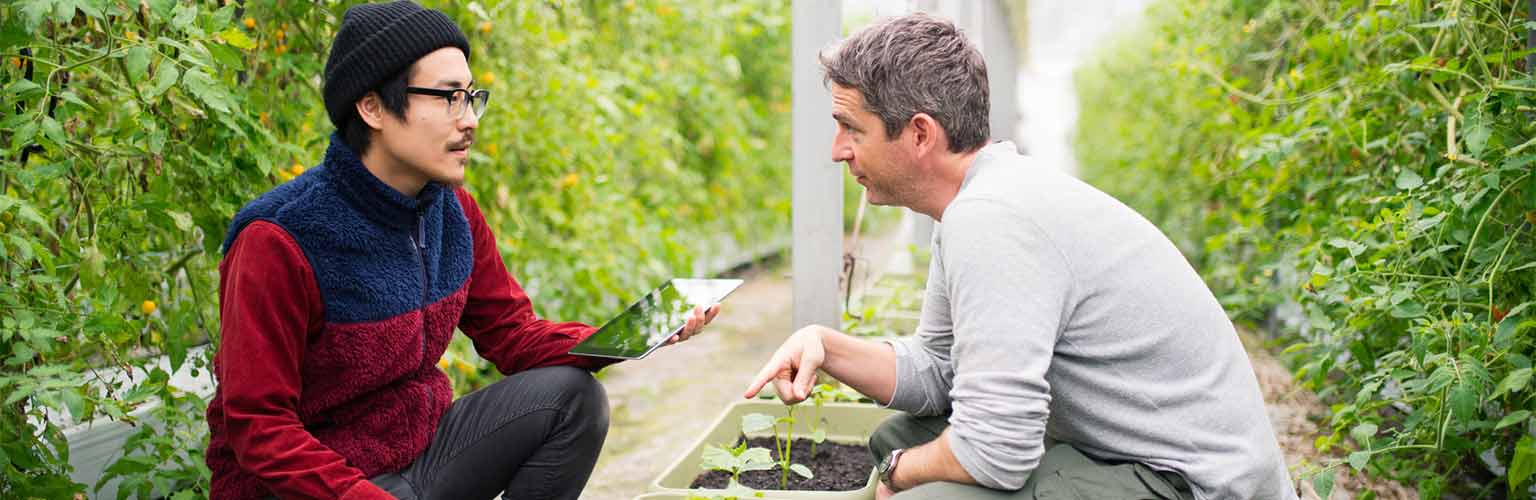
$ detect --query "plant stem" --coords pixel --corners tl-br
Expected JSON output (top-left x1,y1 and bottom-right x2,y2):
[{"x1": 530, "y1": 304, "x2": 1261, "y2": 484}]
[
  {"x1": 772, "y1": 417, "x2": 786, "y2": 489},
  {"x1": 785, "y1": 405, "x2": 795, "y2": 469},
  {"x1": 811, "y1": 398, "x2": 821, "y2": 457}
]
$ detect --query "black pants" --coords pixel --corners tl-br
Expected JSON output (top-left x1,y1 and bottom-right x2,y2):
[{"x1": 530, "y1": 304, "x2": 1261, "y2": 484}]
[{"x1": 370, "y1": 366, "x2": 610, "y2": 500}]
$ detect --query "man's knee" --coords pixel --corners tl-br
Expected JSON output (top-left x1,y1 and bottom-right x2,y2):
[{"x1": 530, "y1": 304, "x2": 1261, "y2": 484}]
[
  {"x1": 869, "y1": 413, "x2": 947, "y2": 461},
  {"x1": 510, "y1": 366, "x2": 609, "y2": 433},
  {"x1": 543, "y1": 366, "x2": 608, "y2": 420}
]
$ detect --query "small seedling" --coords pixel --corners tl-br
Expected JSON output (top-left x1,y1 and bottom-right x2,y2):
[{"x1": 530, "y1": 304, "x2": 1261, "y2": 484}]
[
  {"x1": 807, "y1": 383, "x2": 866, "y2": 456},
  {"x1": 805, "y1": 383, "x2": 857, "y2": 456},
  {"x1": 743, "y1": 406, "x2": 814, "y2": 489},
  {"x1": 700, "y1": 440, "x2": 774, "y2": 485}
]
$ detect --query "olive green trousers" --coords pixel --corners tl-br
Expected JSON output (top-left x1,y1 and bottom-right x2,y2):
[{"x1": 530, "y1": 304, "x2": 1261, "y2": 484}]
[{"x1": 868, "y1": 414, "x2": 1196, "y2": 500}]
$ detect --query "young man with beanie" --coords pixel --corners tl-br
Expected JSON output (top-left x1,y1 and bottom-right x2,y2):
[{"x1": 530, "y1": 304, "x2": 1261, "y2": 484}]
[
  {"x1": 744, "y1": 13, "x2": 1297, "y2": 500},
  {"x1": 204, "y1": 2, "x2": 718, "y2": 499}
]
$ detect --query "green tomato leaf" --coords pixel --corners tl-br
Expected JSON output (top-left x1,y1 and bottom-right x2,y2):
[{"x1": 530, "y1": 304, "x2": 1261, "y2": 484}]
[
  {"x1": 1463, "y1": 124, "x2": 1490, "y2": 158},
  {"x1": 1390, "y1": 301, "x2": 1425, "y2": 319},
  {"x1": 1448, "y1": 382, "x2": 1480, "y2": 425},
  {"x1": 125, "y1": 45, "x2": 152, "y2": 82},
  {"x1": 789, "y1": 463, "x2": 813, "y2": 479},
  {"x1": 218, "y1": 27, "x2": 256, "y2": 50},
  {"x1": 38, "y1": 116, "x2": 65, "y2": 148},
  {"x1": 170, "y1": 4, "x2": 198, "y2": 31},
  {"x1": 166, "y1": 210, "x2": 194, "y2": 232},
  {"x1": 1495, "y1": 410, "x2": 1530, "y2": 430},
  {"x1": 148, "y1": 65, "x2": 180, "y2": 99},
  {"x1": 1492, "y1": 368, "x2": 1532, "y2": 400},
  {"x1": 183, "y1": 69, "x2": 233, "y2": 113},
  {"x1": 18, "y1": 0, "x2": 52, "y2": 32},
  {"x1": 1511, "y1": 436, "x2": 1536, "y2": 495},
  {"x1": 1396, "y1": 169, "x2": 1423, "y2": 190},
  {"x1": 1311, "y1": 470, "x2": 1335, "y2": 500},
  {"x1": 1349, "y1": 422, "x2": 1377, "y2": 447},
  {"x1": 1347, "y1": 451, "x2": 1371, "y2": 471}
]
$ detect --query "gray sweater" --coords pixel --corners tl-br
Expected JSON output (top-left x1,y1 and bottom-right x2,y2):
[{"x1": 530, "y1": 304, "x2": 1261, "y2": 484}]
[{"x1": 886, "y1": 141, "x2": 1296, "y2": 500}]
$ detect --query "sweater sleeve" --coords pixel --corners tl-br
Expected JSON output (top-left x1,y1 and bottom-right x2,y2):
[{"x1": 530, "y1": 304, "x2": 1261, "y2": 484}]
[
  {"x1": 939, "y1": 199, "x2": 1072, "y2": 491},
  {"x1": 453, "y1": 188, "x2": 620, "y2": 373},
  {"x1": 882, "y1": 252, "x2": 957, "y2": 416},
  {"x1": 216, "y1": 221, "x2": 393, "y2": 500}
]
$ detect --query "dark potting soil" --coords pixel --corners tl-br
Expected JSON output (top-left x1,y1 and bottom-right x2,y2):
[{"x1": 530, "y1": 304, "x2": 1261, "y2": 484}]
[{"x1": 689, "y1": 436, "x2": 875, "y2": 492}]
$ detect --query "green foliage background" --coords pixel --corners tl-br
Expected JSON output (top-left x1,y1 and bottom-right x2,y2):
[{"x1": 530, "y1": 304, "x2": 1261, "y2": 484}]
[
  {"x1": 0, "y1": 0, "x2": 790, "y2": 497},
  {"x1": 1077, "y1": 0, "x2": 1535, "y2": 496}
]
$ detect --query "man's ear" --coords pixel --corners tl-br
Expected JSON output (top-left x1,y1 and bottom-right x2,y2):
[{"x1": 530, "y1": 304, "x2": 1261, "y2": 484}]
[
  {"x1": 908, "y1": 112, "x2": 946, "y2": 157},
  {"x1": 355, "y1": 92, "x2": 387, "y2": 130}
]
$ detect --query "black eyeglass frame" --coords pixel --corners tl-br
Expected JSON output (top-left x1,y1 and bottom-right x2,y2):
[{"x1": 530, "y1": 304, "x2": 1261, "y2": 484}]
[{"x1": 404, "y1": 86, "x2": 490, "y2": 119}]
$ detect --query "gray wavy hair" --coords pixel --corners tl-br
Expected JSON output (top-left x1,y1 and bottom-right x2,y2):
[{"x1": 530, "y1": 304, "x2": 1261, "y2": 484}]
[{"x1": 820, "y1": 12, "x2": 990, "y2": 153}]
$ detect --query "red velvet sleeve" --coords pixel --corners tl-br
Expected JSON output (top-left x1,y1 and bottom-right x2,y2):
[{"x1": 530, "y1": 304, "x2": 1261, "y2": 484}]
[
  {"x1": 216, "y1": 221, "x2": 393, "y2": 500},
  {"x1": 454, "y1": 189, "x2": 621, "y2": 373}
]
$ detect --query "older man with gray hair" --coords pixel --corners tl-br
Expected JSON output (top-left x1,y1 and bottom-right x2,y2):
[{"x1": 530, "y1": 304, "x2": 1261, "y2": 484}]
[{"x1": 743, "y1": 12, "x2": 1297, "y2": 500}]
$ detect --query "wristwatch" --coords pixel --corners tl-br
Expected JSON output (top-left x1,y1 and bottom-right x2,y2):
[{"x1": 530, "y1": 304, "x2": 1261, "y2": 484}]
[{"x1": 878, "y1": 448, "x2": 906, "y2": 492}]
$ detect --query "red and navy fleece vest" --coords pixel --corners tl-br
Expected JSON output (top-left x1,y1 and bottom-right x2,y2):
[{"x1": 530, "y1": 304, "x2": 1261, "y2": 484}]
[{"x1": 205, "y1": 134, "x2": 611, "y2": 499}]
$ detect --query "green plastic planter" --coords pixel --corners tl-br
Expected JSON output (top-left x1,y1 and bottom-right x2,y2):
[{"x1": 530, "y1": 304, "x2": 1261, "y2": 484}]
[
  {"x1": 650, "y1": 399, "x2": 898, "y2": 500},
  {"x1": 632, "y1": 493, "x2": 798, "y2": 500}
]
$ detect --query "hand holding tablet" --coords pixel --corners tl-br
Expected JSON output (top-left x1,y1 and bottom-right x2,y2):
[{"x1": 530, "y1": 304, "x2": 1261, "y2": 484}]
[{"x1": 568, "y1": 278, "x2": 743, "y2": 360}]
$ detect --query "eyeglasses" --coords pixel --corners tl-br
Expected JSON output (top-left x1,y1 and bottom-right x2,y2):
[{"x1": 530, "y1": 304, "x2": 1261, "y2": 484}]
[{"x1": 405, "y1": 86, "x2": 490, "y2": 120}]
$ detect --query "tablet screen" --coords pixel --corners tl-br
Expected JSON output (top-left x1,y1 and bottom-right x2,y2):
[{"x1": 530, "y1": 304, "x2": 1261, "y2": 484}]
[{"x1": 568, "y1": 278, "x2": 744, "y2": 359}]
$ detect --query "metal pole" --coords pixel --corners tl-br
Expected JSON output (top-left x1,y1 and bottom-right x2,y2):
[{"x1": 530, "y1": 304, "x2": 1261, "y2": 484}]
[{"x1": 792, "y1": 0, "x2": 843, "y2": 330}]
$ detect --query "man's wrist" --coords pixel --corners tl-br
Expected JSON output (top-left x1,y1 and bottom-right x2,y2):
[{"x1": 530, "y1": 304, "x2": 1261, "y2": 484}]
[
  {"x1": 815, "y1": 326, "x2": 849, "y2": 375},
  {"x1": 879, "y1": 447, "x2": 907, "y2": 492}
]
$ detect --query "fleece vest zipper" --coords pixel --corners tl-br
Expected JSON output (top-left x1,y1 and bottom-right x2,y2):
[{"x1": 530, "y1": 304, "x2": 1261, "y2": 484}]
[{"x1": 412, "y1": 210, "x2": 433, "y2": 411}]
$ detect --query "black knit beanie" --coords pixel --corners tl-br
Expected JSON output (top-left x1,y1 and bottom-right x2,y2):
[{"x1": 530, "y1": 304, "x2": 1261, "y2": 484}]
[{"x1": 322, "y1": 1, "x2": 471, "y2": 131}]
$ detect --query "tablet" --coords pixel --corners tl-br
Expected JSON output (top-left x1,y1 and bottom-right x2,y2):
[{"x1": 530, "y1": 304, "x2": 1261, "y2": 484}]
[{"x1": 567, "y1": 278, "x2": 744, "y2": 360}]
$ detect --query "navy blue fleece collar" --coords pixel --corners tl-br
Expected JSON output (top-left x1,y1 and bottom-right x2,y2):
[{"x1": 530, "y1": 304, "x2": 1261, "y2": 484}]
[{"x1": 323, "y1": 133, "x2": 444, "y2": 230}]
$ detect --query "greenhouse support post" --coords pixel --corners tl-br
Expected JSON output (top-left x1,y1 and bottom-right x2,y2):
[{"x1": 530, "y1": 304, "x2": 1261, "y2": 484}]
[{"x1": 792, "y1": 0, "x2": 844, "y2": 331}]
